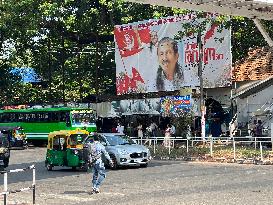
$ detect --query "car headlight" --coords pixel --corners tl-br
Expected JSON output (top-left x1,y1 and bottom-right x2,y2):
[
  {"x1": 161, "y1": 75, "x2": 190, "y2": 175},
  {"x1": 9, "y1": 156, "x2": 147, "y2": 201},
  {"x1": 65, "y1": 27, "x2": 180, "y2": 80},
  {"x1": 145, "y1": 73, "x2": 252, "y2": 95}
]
[
  {"x1": 73, "y1": 149, "x2": 79, "y2": 155},
  {"x1": 117, "y1": 149, "x2": 129, "y2": 155}
]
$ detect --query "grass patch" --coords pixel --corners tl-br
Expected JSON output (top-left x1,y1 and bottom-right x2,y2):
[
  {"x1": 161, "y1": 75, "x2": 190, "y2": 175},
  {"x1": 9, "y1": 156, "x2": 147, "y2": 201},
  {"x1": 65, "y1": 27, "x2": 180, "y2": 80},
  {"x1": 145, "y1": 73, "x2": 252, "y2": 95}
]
[{"x1": 150, "y1": 144, "x2": 271, "y2": 160}]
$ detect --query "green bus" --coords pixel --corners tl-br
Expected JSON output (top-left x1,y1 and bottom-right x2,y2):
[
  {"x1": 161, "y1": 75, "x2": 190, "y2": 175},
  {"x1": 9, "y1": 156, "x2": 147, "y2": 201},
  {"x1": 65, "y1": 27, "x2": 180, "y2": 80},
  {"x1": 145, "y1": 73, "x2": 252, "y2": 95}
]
[{"x1": 0, "y1": 107, "x2": 97, "y2": 144}]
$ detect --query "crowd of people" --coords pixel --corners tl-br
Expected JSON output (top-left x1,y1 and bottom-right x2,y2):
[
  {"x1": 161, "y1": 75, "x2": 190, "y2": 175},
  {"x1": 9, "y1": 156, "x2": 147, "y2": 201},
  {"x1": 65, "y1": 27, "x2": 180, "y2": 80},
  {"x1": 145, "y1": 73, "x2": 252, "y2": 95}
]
[{"x1": 109, "y1": 121, "x2": 176, "y2": 147}]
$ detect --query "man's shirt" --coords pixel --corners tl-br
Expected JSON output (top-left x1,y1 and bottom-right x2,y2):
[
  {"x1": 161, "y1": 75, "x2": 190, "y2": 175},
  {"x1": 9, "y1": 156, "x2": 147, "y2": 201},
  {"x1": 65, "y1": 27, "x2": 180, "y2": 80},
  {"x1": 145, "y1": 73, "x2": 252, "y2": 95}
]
[{"x1": 88, "y1": 141, "x2": 111, "y2": 164}]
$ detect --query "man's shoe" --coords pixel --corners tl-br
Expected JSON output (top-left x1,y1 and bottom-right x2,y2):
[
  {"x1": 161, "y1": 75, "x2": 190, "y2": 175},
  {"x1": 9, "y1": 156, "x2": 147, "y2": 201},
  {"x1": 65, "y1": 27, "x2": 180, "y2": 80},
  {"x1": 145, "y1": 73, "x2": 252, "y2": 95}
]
[
  {"x1": 89, "y1": 188, "x2": 100, "y2": 195},
  {"x1": 94, "y1": 188, "x2": 100, "y2": 194}
]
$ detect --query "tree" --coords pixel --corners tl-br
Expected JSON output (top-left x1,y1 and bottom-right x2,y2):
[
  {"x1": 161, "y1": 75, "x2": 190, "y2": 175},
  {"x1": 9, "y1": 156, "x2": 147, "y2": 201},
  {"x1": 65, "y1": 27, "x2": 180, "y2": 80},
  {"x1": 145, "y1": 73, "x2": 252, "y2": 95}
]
[{"x1": 0, "y1": 1, "x2": 272, "y2": 106}]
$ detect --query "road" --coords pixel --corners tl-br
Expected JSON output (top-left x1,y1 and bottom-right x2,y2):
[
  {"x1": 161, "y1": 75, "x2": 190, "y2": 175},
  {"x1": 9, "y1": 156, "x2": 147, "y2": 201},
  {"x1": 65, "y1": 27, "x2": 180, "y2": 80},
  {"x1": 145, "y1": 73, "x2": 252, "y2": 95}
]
[{"x1": 0, "y1": 147, "x2": 273, "y2": 205}]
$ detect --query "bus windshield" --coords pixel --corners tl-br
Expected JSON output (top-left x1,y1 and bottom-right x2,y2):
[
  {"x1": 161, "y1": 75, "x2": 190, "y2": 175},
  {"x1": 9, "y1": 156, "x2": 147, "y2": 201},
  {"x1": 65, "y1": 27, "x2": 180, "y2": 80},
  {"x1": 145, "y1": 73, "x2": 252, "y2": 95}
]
[{"x1": 70, "y1": 110, "x2": 96, "y2": 127}]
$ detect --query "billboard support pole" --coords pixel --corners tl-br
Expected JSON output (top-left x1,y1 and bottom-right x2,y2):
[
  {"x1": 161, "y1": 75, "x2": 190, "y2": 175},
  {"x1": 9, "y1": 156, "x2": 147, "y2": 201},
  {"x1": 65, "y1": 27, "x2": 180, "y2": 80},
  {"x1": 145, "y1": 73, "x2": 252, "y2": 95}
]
[
  {"x1": 94, "y1": 33, "x2": 99, "y2": 119},
  {"x1": 197, "y1": 30, "x2": 206, "y2": 144}
]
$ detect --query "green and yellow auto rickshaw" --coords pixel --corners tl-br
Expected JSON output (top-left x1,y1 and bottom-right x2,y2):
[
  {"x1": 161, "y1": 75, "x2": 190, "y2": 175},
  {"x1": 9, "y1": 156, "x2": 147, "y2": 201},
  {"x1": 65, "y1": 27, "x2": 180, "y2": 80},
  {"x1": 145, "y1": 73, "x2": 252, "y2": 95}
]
[
  {"x1": 0, "y1": 126, "x2": 27, "y2": 149},
  {"x1": 0, "y1": 133, "x2": 10, "y2": 170},
  {"x1": 45, "y1": 129, "x2": 90, "y2": 171}
]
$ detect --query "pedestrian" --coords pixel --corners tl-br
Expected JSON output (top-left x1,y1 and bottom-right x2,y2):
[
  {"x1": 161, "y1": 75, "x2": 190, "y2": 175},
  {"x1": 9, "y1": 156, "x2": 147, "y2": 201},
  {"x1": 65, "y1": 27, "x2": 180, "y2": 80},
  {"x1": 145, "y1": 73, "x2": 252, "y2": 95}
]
[
  {"x1": 86, "y1": 134, "x2": 113, "y2": 194},
  {"x1": 137, "y1": 123, "x2": 144, "y2": 144},
  {"x1": 163, "y1": 124, "x2": 172, "y2": 147},
  {"x1": 116, "y1": 122, "x2": 124, "y2": 134},
  {"x1": 111, "y1": 125, "x2": 117, "y2": 133},
  {"x1": 150, "y1": 122, "x2": 158, "y2": 138},
  {"x1": 255, "y1": 120, "x2": 263, "y2": 137},
  {"x1": 170, "y1": 124, "x2": 176, "y2": 137}
]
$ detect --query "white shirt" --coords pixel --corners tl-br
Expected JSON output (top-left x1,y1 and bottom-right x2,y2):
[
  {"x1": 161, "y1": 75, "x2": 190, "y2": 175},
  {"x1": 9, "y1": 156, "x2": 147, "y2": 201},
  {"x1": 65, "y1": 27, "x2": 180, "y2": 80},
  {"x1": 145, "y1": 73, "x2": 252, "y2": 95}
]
[{"x1": 116, "y1": 125, "x2": 124, "y2": 134}]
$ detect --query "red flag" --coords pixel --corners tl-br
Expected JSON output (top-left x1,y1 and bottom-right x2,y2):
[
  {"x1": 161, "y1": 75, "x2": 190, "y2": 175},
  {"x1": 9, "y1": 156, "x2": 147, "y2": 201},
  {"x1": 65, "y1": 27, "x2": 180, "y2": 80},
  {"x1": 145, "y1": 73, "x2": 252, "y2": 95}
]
[
  {"x1": 204, "y1": 24, "x2": 218, "y2": 44},
  {"x1": 114, "y1": 27, "x2": 151, "y2": 58},
  {"x1": 131, "y1": 67, "x2": 144, "y2": 84}
]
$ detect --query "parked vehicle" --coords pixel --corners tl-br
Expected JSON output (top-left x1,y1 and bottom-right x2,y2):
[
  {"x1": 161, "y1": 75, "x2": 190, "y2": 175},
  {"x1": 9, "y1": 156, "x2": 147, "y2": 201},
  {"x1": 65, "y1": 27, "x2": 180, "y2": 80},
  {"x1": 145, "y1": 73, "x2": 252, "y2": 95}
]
[
  {"x1": 45, "y1": 129, "x2": 90, "y2": 171},
  {"x1": 84, "y1": 133, "x2": 151, "y2": 169},
  {"x1": 0, "y1": 133, "x2": 10, "y2": 170},
  {"x1": 0, "y1": 126, "x2": 27, "y2": 149},
  {"x1": 0, "y1": 107, "x2": 96, "y2": 145}
]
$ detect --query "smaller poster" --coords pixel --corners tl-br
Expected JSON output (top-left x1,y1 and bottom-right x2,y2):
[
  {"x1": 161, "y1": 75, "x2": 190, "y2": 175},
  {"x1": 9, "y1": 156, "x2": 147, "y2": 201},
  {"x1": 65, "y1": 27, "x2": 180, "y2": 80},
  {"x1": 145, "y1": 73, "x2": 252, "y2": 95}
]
[{"x1": 160, "y1": 95, "x2": 191, "y2": 116}]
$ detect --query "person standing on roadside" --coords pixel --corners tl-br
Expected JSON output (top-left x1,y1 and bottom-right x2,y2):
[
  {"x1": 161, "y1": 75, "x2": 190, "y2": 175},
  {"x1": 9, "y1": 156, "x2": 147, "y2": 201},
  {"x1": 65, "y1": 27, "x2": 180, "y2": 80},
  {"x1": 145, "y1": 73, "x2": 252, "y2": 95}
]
[
  {"x1": 116, "y1": 122, "x2": 124, "y2": 134},
  {"x1": 137, "y1": 123, "x2": 144, "y2": 144},
  {"x1": 170, "y1": 124, "x2": 176, "y2": 137},
  {"x1": 163, "y1": 124, "x2": 172, "y2": 147},
  {"x1": 87, "y1": 134, "x2": 113, "y2": 194},
  {"x1": 150, "y1": 122, "x2": 158, "y2": 138}
]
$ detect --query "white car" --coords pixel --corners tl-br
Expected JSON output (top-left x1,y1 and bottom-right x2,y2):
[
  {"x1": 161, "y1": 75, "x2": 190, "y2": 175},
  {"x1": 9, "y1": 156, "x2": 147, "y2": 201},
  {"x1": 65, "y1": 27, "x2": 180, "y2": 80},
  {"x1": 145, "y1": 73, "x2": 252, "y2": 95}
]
[{"x1": 88, "y1": 133, "x2": 151, "y2": 169}]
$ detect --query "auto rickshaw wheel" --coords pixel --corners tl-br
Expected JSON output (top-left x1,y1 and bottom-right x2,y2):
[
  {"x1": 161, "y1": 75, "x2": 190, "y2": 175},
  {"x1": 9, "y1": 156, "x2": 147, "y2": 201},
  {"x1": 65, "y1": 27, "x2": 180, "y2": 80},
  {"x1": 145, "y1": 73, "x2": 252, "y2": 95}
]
[
  {"x1": 81, "y1": 163, "x2": 89, "y2": 172},
  {"x1": 46, "y1": 162, "x2": 53, "y2": 171},
  {"x1": 72, "y1": 166, "x2": 77, "y2": 171}
]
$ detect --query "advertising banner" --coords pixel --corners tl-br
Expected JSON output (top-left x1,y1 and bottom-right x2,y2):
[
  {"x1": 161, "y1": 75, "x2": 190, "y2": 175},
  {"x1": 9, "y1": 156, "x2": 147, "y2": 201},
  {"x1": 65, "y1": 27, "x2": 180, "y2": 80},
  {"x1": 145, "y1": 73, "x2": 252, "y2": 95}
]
[
  {"x1": 115, "y1": 98, "x2": 161, "y2": 115},
  {"x1": 114, "y1": 12, "x2": 231, "y2": 95},
  {"x1": 160, "y1": 95, "x2": 192, "y2": 117}
]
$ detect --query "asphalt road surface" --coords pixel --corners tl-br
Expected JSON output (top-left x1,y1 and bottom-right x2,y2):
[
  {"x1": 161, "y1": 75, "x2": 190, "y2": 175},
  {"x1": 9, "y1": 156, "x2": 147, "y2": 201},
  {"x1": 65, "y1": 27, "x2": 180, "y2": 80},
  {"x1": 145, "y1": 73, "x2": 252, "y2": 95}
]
[{"x1": 1, "y1": 147, "x2": 273, "y2": 205}]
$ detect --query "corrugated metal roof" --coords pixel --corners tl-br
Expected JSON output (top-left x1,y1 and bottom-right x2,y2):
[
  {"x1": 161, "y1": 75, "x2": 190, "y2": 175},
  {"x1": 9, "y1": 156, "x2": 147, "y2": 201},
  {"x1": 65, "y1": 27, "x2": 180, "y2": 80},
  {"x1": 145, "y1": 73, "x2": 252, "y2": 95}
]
[
  {"x1": 127, "y1": 0, "x2": 273, "y2": 20},
  {"x1": 232, "y1": 76, "x2": 273, "y2": 99}
]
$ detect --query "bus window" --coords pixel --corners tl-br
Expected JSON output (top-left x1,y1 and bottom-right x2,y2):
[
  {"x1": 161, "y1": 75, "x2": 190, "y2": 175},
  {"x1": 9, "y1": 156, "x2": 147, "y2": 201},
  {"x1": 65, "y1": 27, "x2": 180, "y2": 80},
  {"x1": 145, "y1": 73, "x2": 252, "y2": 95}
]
[{"x1": 70, "y1": 110, "x2": 96, "y2": 128}]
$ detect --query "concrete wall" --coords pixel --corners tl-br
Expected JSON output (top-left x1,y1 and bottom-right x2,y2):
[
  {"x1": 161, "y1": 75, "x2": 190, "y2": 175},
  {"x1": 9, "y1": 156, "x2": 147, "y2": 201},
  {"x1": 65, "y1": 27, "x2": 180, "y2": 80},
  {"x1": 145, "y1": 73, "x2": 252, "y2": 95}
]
[{"x1": 236, "y1": 84, "x2": 273, "y2": 131}]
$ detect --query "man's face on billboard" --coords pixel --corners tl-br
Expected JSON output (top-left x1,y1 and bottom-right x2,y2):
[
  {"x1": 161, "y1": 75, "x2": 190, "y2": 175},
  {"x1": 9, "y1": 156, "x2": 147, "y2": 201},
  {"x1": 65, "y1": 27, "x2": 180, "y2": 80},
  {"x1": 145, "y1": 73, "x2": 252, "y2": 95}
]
[
  {"x1": 157, "y1": 41, "x2": 179, "y2": 73},
  {"x1": 150, "y1": 31, "x2": 158, "y2": 46}
]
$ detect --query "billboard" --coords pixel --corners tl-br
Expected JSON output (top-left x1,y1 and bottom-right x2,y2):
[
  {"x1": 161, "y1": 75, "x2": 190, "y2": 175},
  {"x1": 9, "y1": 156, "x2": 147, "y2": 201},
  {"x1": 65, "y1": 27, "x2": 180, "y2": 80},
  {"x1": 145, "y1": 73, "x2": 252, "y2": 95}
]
[
  {"x1": 114, "y1": 12, "x2": 231, "y2": 95},
  {"x1": 160, "y1": 95, "x2": 192, "y2": 117},
  {"x1": 115, "y1": 98, "x2": 161, "y2": 115}
]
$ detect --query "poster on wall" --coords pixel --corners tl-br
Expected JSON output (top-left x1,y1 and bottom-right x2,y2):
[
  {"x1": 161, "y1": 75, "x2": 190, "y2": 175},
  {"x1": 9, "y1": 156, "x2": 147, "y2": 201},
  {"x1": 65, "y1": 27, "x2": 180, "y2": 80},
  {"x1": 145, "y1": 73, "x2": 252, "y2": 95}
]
[
  {"x1": 111, "y1": 98, "x2": 161, "y2": 115},
  {"x1": 160, "y1": 95, "x2": 192, "y2": 117},
  {"x1": 114, "y1": 12, "x2": 231, "y2": 95}
]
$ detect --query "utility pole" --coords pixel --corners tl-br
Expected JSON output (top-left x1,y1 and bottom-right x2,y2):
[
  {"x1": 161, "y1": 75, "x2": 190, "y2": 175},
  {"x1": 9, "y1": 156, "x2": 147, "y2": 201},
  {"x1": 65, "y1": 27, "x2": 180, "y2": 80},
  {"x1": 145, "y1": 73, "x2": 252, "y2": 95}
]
[
  {"x1": 94, "y1": 33, "x2": 99, "y2": 119},
  {"x1": 61, "y1": 34, "x2": 65, "y2": 104},
  {"x1": 197, "y1": 30, "x2": 206, "y2": 143},
  {"x1": 47, "y1": 38, "x2": 52, "y2": 104}
]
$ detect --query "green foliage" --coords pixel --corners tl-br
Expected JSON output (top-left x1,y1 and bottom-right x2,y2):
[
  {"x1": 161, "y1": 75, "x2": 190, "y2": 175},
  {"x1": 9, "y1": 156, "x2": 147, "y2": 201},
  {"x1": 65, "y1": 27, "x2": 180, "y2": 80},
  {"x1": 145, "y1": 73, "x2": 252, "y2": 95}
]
[
  {"x1": 150, "y1": 144, "x2": 271, "y2": 160},
  {"x1": 0, "y1": 1, "x2": 272, "y2": 106},
  {"x1": 172, "y1": 112, "x2": 194, "y2": 137}
]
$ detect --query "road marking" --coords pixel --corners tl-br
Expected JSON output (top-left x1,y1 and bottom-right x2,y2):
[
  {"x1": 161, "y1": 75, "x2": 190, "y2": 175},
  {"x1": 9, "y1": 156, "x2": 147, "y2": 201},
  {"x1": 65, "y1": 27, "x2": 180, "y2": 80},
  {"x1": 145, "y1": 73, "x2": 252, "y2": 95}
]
[
  {"x1": 41, "y1": 191, "x2": 125, "y2": 201},
  {"x1": 41, "y1": 193, "x2": 96, "y2": 202}
]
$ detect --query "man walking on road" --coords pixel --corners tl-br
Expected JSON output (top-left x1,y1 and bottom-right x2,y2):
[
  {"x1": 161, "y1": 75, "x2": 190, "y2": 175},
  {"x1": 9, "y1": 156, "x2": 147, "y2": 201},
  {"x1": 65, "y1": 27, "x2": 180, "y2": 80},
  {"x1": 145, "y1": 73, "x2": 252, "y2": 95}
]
[{"x1": 86, "y1": 133, "x2": 113, "y2": 194}]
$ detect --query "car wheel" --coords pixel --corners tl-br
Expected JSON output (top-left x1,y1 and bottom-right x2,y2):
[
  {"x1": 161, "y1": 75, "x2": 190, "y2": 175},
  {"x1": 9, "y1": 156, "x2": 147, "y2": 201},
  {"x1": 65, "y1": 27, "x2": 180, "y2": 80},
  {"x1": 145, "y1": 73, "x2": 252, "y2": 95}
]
[
  {"x1": 109, "y1": 155, "x2": 118, "y2": 170},
  {"x1": 140, "y1": 163, "x2": 148, "y2": 168}
]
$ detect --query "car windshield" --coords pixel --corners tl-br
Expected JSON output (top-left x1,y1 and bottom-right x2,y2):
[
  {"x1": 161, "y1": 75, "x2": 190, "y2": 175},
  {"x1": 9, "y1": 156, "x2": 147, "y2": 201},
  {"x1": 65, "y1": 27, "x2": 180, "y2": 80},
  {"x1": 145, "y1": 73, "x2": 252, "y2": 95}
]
[{"x1": 104, "y1": 135, "x2": 136, "y2": 146}]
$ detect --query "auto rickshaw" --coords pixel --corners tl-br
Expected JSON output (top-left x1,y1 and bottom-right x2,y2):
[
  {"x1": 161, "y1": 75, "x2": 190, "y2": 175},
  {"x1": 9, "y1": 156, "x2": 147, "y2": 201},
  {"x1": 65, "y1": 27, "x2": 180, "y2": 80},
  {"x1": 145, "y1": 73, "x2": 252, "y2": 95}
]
[
  {"x1": 45, "y1": 129, "x2": 90, "y2": 171},
  {"x1": 0, "y1": 132, "x2": 10, "y2": 170},
  {"x1": 0, "y1": 126, "x2": 27, "y2": 149}
]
